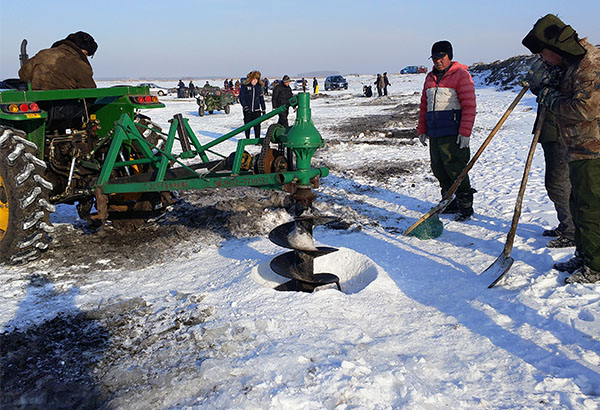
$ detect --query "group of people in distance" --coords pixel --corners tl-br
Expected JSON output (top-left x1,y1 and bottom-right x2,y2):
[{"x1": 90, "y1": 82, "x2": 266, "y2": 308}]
[{"x1": 14, "y1": 12, "x2": 600, "y2": 285}]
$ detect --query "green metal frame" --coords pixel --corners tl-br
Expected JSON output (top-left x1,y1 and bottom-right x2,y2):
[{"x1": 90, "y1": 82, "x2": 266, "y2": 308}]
[{"x1": 96, "y1": 92, "x2": 329, "y2": 195}]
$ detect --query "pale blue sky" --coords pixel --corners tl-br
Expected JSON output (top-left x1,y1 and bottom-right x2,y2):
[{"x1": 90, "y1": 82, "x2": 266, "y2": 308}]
[{"x1": 1, "y1": 0, "x2": 598, "y2": 79}]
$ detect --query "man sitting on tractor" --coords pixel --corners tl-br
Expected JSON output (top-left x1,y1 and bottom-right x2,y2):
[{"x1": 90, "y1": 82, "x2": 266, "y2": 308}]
[
  {"x1": 19, "y1": 31, "x2": 98, "y2": 90},
  {"x1": 18, "y1": 31, "x2": 98, "y2": 130}
]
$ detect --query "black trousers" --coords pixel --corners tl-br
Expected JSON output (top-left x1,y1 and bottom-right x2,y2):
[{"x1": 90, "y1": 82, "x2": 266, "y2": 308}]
[
  {"x1": 243, "y1": 110, "x2": 262, "y2": 138},
  {"x1": 277, "y1": 111, "x2": 289, "y2": 128},
  {"x1": 541, "y1": 141, "x2": 574, "y2": 239}
]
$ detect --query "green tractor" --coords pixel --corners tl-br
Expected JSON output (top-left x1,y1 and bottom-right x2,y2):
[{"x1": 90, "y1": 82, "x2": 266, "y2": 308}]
[
  {"x1": 196, "y1": 84, "x2": 235, "y2": 116},
  {"x1": 0, "y1": 82, "x2": 169, "y2": 263},
  {"x1": 0, "y1": 70, "x2": 328, "y2": 265}
]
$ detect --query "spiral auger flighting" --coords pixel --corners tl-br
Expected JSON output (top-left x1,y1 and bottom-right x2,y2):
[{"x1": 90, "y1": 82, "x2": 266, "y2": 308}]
[{"x1": 269, "y1": 213, "x2": 340, "y2": 292}]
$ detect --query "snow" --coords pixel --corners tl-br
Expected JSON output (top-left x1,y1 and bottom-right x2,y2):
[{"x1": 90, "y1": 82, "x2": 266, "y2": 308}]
[{"x1": 2, "y1": 73, "x2": 600, "y2": 409}]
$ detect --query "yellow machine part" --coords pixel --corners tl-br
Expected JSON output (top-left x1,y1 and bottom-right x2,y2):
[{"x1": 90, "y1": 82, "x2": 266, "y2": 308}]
[{"x1": 0, "y1": 174, "x2": 8, "y2": 240}]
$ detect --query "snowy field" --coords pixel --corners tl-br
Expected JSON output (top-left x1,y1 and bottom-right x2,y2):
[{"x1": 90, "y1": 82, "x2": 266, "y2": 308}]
[{"x1": 2, "y1": 73, "x2": 600, "y2": 409}]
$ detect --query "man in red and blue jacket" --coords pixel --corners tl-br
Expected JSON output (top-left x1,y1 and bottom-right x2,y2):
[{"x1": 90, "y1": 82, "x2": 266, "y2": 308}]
[{"x1": 417, "y1": 40, "x2": 477, "y2": 221}]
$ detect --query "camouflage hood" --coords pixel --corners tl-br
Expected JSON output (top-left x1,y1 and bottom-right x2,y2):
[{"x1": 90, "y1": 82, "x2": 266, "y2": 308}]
[{"x1": 522, "y1": 14, "x2": 586, "y2": 61}]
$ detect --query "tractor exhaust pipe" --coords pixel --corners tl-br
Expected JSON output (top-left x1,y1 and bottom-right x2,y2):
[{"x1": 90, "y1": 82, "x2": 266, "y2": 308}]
[{"x1": 19, "y1": 39, "x2": 28, "y2": 67}]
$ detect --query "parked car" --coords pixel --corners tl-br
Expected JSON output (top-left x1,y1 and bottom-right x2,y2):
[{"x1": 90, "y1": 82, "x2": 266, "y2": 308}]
[
  {"x1": 400, "y1": 66, "x2": 418, "y2": 74},
  {"x1": 324, "y1": 75, "x2": 348, "y2": 90},
  {"x1": 138, "y1": 82, "x2": 170, "y2": 96},
  {"x1": 292, "y1": 79, "x2": 308, "y2": 91},
  {"x1": 400, "y1": 66, "x2": 427, "y2": 74}
]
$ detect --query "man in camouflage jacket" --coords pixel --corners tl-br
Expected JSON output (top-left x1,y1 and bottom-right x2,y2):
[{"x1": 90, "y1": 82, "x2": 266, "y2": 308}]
[{"x1": 523, "y1": 14, "x2": 600, "y2": 283}]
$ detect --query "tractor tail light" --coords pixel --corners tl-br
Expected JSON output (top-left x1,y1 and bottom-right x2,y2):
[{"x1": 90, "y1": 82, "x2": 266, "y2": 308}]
[
  {"x1": 19, "y1": 103, "x2": 29, "y2": 112},
  {"x1": 137, "y1": 96, "x2": 144, "y2": 103},
  {"x1": 144, "y1": 96, "x2": 151, "y2": 103},
  {"x1": 151, "y1": 96, "x2": 159, "y2": 103},
  {"x1": 8, "y1": 104, "x2": 19, "y2": 113},
  {"x1": 29, "y1": 102, "x2": 39, "y2": 111}
]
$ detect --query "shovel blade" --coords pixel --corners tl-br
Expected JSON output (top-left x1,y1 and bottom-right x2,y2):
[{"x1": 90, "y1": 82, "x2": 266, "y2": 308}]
[{"x1": 484, "y1": 253, "x2": 514, "y2": 288}]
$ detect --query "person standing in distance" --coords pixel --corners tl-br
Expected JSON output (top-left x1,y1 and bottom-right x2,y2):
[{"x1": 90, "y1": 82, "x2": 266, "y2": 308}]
[
  {"x1": 417, "y1": 40, "x2": 477, "y2": 221},
  {"x1": 383, "y1": 72, "x2": 391, "y2": 96},
  {"x1": 239, "y1": 70, "x2": 266, "y2": 139},
  {"x1": 272, "y1": 75, "x2": 293, "y2": 127}
]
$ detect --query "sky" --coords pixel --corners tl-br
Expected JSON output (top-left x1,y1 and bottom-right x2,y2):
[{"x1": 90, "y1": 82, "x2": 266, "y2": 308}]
[{"x1": 1, "y1": 0, "x2": 599, "y2": 80}]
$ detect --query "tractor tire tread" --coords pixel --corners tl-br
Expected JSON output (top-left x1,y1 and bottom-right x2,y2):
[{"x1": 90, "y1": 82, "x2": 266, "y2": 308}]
[{"x1": 0, "y1": 126, "x2": 53, "y2": 264}]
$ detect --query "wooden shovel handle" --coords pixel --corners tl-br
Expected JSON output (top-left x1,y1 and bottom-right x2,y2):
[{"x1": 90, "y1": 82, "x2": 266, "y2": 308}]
[{"x1": 502, "y1": 108, "x2": 546, "y2": 256}]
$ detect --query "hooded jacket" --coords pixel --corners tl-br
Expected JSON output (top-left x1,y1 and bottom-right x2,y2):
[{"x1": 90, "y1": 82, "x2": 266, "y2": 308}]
[
  {"x1": 239, "y1": 82, "x2": 266, "y2": 112},
  {"x1": 553, "y1": 39, "x2": 600, "y2": 161},
  {"x1": 18, "y1": 40, "x2": 96, "y2": 90},
  {"x1": 417, "y1": 62, "x2": 476, "y2": 138}
]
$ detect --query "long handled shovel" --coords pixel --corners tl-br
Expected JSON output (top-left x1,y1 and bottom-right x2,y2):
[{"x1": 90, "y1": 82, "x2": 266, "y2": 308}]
[
  {"x1": 404, "y1": 86, "x2": 529, "y2": 237},
  {"x1": 486, "y1": 108, "x2": 546, "y2": 288}
]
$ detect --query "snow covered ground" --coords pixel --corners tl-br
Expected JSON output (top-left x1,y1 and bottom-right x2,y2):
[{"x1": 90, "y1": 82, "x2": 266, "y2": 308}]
[{"x1": 2, "y1": 73, "x2": 600, "y2": 409}]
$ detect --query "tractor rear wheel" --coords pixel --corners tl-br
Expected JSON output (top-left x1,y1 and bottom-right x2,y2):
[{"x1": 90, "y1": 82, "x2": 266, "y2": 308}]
[
  {"x1": 224, "y1": 104, "x2": 230, "y2": 114},
  {"x1": 198, "y1": 103, "x2": 205, "y2": 117},
  {"x1": 0, "y1": 126, "x2": 54, "y2": 264},
  {"x1": 134, "y1": 114, "x2": 166, "y2": 151}
]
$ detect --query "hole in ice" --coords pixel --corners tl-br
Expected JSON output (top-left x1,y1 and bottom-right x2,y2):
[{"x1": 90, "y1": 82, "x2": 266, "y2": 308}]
[{"x1": 250, "y1": 247, "x2": 382, "y2": 294}]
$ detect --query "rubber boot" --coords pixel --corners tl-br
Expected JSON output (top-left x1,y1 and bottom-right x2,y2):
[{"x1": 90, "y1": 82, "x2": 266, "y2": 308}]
[
  {"x1": 565, "y1": 265, "x2": 600, "y2": 284},
  {"x1": 440, "y1": 189, "x2": 458, "y2": 214},
  {"x1": 553, "y1": 251, "x2": 584, "y2": 273},
  {"x1": 455, "y1": 192, "x2": 474, "y2": 221}
]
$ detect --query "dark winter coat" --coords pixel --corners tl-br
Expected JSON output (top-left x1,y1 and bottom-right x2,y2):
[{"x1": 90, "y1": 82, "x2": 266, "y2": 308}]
[
  {"x1": 18, "y1": 40, "x2": 96, "y2": 90},
  {"x1": 272, "y1": 83, "x2": 293, "y2": 110},
  {"x1": 239, "y1": 82, "x2": 266, "y2": 112}
]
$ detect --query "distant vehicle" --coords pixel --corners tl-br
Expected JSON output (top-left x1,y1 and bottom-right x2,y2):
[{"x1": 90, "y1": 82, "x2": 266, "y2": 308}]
[
  {"x1": 196, "y1": 85, "x2": 235, "y2": 116},
  {"x1": 324, "y1": 75, "x2": 348, "y2": 91},
  {"x1": 138, "y1": 82, "x2": 170, "y2": 96},
  {"x1": 400, "y1": 66, "x2": 427, "y2": 74},
  {"x1": 293, "y1": 79, "x2": 308, "y2": 91}
]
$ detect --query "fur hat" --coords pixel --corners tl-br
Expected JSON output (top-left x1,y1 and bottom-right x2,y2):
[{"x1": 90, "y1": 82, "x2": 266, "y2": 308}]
[
  {"x1": 65, "y1": 31, "x2": 98, "y2": 56},
  {"x1": 245, "y1": 70, "x2": 262, "y2": 85},
  {"x1": 522, "y1": 14, "x2": 585, "y2": 60},
  {"x1": 431, "y1": 40, "x2": 453, "y2": 60},
  {"x1": 282, "y1": 75, "x2": 291, "y2": 82}
]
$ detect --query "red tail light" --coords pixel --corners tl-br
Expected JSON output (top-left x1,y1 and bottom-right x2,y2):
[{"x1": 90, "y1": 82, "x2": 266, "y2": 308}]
[
  {"x1": 19, "y1": 103, "x2": 29, "y2": 112},
  {"x1": 137, "y1": 96, "x2": 144, "y2": 103},
  {"x1": 144, "y1": 95, "x2": 151, "y2": 103},
  {"x1": 29, "y1": 103, "x2": 39, "y2": 111}
]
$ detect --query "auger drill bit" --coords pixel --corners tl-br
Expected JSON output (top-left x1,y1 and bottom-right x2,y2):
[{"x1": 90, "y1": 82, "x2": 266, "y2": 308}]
[{"x1": 269, "y1": 214, "x2": 340, "y2": 292}]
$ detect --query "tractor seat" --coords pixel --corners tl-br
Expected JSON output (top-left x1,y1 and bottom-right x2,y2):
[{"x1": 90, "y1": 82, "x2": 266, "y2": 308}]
[
  {"x1": 40, "y1": 99, "x2": 88, "y2": 131},
  {"x1": 1, "y1": 78, "x2": 28, "y2": 91}
]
